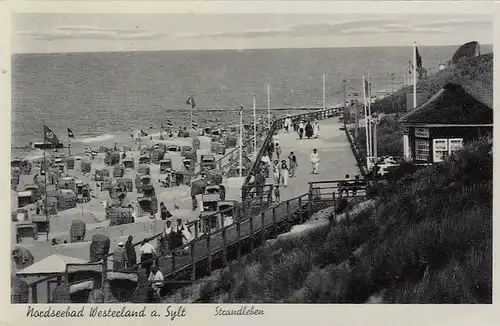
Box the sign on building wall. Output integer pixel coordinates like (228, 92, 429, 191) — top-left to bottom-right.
(415, 139, 430, 161)
(414, 127, 430, 138)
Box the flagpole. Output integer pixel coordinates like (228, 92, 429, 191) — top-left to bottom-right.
(267, 83, 271, 131)
(190, 95, 194, 131)
(43, 124, 49, 242)
(322, 74, 326, 110)
(413, 42, 417, 109)
(367, 70, 373, 168)
(239, 106, 243, 178)
(362, 76, 370, 169)
(253, 95, 257, 155)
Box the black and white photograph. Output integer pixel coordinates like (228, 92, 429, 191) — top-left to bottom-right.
(9, 7, 493, 306)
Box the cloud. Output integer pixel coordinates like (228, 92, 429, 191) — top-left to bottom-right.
(172, 19, 459, 39)
(340, 24, 448, 35)
(174, 19, 396, 39)
(419, 18, 492, 28)
(17, 25, 168, 41)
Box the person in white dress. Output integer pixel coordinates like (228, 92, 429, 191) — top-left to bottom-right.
(313, 119, 320, 138)
(280, 160, 289, 187)
(310, 148, 320, 174)
(272, 160, 281, 184)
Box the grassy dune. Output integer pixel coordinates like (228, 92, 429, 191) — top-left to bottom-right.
(354, 53, 493, 158)
(200, 137, 492, 303)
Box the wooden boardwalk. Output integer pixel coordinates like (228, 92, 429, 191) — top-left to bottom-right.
(130, 115, 363, 301)
(21, 108, 363, 303)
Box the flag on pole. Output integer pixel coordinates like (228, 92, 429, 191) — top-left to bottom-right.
(67, 128, 75, 139)
(409, 47, 423, 74)
(186, 95, 196, 109)
(192, 122, 198, 130)
(174, 204, 179, 210)
(364, 79, 371, 95)
(140, 130, 148, 137)
(44, 126, 59, 145)
(166, 119, 173, 127)
(416, 46, 422, 69)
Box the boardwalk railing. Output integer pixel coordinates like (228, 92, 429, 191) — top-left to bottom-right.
(241, 107, 342, 203)
(21, 178, 367, 303)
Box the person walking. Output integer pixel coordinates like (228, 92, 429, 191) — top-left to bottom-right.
(274, 185, 281, 203)
(163, 220, 174, 258)
(280, 160, 289, 187)
(124, 235, 137, 268)
(305, 121, 314, 139)
(288, 152, 298, 177)
(147, 265, 164, 303)
(272, 160, 281, 185)
(112, 242, 127, 271)
(310, 148, 320, 174)
(275, 143, 282, 159)
(261, 153, 271, 177)
(298, 121, 305, 140)
(140, 238, 156, 275)
(313, 119, 320, 138)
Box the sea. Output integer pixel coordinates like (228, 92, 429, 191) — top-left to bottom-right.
(11, 44, 492, 159)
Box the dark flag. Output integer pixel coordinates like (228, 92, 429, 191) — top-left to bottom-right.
(174, 204, 180, 210)
(166, 119, 173, 127)
(192, 122, 198, 130)
(67, 128, 75, 139)
(140, 130, 148, 137)
(186, 95, 196, 109)
(364, 79, 371, 95)
(416, 46, 422, 68)
(44, 126, 59, 145)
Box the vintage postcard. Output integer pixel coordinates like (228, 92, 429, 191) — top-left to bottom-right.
(2, 0, 498, 325)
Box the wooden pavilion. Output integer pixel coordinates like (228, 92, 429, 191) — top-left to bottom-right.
(400, 83, 492, 164)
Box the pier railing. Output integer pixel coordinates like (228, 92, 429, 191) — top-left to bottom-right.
(241, 107, 341, 203)
(22, 178, 367, 303)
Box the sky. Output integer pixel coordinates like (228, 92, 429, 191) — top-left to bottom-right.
(12, 13, 493, 53)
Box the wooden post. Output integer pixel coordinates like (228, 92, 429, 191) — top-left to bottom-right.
(308, 182, 313, 219)
(171, 252, 176, 273)
(31, 284, 38, 303)
(249, 215, 254, 251)
(272, 206, 277, 237)
(286, 200, 290, 220)
(222, 229, 227, 267)
(236, 220, 241, 261)
(102, 257, 108, 303)
(298, 196, 303, 223)
(207, 233, 212, 273)
(261, 211, 266, 245)
(46, 281, 51, 303)
(194, 221, 198, 239)
(190, 242, 196, 281)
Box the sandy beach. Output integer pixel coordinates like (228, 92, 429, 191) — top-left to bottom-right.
(12, 129, 247, 265)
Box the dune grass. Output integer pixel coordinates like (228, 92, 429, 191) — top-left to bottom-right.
(200, 137, 492, 303)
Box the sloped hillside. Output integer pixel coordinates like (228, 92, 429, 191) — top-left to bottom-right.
(198, 137, 492, 303)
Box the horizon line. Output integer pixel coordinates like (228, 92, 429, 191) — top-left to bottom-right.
(12, 42, 493, 56)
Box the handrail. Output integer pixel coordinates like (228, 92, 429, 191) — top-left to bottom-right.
(190, 131, 266, 179)
(241, 106, 342, 202)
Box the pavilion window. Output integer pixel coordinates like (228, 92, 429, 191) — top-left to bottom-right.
(433, 138, 463, 162)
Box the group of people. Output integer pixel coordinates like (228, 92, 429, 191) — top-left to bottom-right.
(283, 116, 320, 140)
